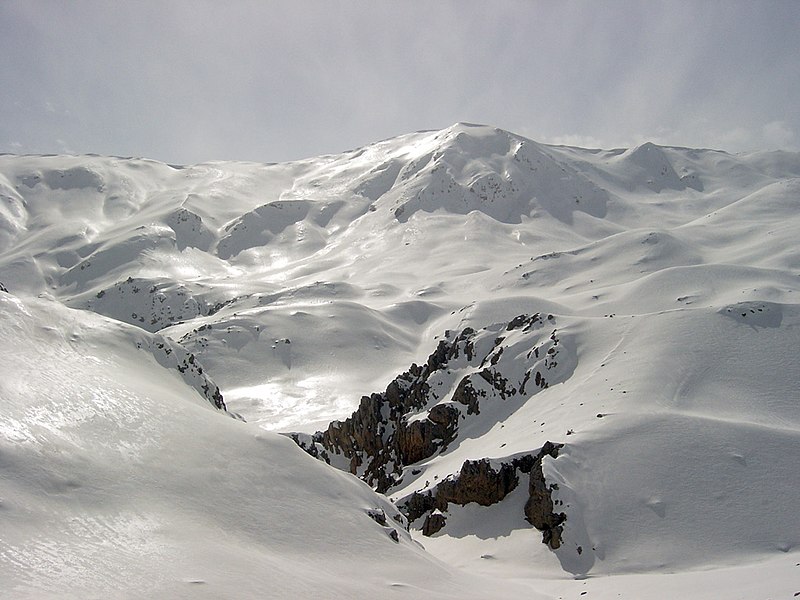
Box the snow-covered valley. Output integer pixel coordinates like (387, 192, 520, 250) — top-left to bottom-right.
(1, 123, 799, 598)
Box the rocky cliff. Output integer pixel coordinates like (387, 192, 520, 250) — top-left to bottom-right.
(292, 312, 573, 546)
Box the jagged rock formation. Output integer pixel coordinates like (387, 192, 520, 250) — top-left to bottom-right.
(293, 312, 570, 490)
(292, 312, 574, 548)
(399, 442, 565, 548)
(293, 326, 474, 492)
(523, 442, 567, 549)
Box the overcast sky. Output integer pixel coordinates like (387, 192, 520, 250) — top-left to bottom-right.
(2, 1, 798, 164)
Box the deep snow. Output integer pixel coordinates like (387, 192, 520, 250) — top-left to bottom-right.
(1, 123, 799, 598)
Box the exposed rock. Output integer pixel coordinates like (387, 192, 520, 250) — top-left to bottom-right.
(524, 441, 566, 549)
(396, 404, 460, 465)
(294, 314, 572, 494)
(398, 489, 437, 526)
(399, 458, 524, 525)
(422, 512, 447, 536)
(436, 458, 520, 508)
(452, 375, 481, 414)
(507, 312, 542, 331)
(366, 507, 388, 526)
(295, 325, 482, 492)
(366, 508, 402, 544)
(291, 313, 574, 550)
(398, 442, 564, 546)
(477, 368, 516, 399)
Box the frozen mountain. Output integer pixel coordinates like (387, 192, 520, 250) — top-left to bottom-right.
(1, 123, 799, 598)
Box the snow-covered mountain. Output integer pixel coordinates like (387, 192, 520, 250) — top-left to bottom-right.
(1, 123, 799, 598)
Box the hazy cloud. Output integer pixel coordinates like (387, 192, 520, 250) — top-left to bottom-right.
(761, 121, 796, 149)
(543, 134, 606, 150)
(1, 0, 798, 163)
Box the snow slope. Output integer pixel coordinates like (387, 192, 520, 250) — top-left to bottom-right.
(1, 123, 799, 598)
(0, 293, 537, 599)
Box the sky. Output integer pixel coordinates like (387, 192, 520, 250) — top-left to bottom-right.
(1, 0, 798, 165)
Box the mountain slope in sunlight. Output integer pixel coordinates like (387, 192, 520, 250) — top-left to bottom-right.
(1, 123, 799, 599)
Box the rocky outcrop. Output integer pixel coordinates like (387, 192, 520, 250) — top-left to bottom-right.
(422, 512, 447, 536)
(293, 327, 476, 492)
(398, 442, 564, 547)
(524, 442, 566, 549)
(291, 312, 575, 549)
(293, 313, 572, 488)
(365, 507, 405, 544)
(399, 458, 523, 524)
(395, 403, 460, 467)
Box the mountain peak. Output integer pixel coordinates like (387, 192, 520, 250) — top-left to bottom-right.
(1, 126, 799, 598)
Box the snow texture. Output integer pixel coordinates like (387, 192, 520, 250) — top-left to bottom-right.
(1, 123, 799, 598)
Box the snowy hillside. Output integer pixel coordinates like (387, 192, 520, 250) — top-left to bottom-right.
(1, 123, 799, 598)
(0, 294, 535, 599)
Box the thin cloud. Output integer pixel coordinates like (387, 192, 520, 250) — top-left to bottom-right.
(1, 0, 797, 163)
(762, 121, 796, 150)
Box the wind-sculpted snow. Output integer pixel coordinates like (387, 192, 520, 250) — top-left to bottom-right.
(82, 276, 209, 332)
(59, 224, 178, 291)
(391, 126, 610, 224)
(166, 207, 214, 251)
(617, 141, 703, 192)
(0, 177, 26, 252)
(1, 125, 800, 598)
(1, 293, 228, 415)
(143, 333, 229, 412)
(217, 200, 313, 259)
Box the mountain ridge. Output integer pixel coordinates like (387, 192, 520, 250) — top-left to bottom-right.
(1, 124, 799, 597)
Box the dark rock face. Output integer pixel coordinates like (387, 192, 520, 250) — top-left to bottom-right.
(366, 507, 388, 526)
(436, 458, 520, 508)
(452, 376, 481, 414)
(295, 326, 479, 493)
(422, 512, 447, 536)
(524, 441, 566, 549)
(398, 442, 564, 546)
(396, 404, 460, 466)
(291, 313, 574, 550)
(201, 382, 226, 411)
